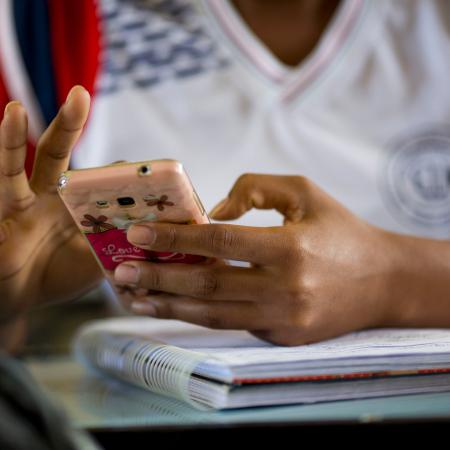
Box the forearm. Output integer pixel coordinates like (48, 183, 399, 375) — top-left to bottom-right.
(382, 231, 450, 328)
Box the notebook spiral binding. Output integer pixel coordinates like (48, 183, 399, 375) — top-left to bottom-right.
(74, 331, 209, 409)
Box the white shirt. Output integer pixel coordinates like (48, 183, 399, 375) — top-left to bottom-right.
(73, 0, 450, 238)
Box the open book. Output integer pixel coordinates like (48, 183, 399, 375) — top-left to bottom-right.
(74, 317, 450, 410)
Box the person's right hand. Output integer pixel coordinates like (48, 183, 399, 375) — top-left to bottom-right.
(0, 86, 103, 325)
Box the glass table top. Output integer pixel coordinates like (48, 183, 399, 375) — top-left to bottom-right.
(27, 356, 450, 430)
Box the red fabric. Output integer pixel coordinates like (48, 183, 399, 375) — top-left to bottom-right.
(0, 68, 8, 115)
(47, 0, 101, 105)
(24, 143, 36, 176)
(0, 1, 101, 176)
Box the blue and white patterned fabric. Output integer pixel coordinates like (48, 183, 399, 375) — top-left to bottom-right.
(98, 0, 229, 93)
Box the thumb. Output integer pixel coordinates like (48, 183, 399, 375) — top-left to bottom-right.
(209, 174, 311, 223)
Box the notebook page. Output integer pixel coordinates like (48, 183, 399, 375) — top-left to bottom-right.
(197, 329, 450, 366)
(84, 317, 450, 366)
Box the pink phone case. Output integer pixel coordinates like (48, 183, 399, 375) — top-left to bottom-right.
(57, 159, 209, 303)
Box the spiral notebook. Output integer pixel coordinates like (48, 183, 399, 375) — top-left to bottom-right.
(74, 317, 450, 410)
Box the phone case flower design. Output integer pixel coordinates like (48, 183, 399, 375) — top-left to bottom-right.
(145, 194, 174, 211)
(80, 214, 116, 233)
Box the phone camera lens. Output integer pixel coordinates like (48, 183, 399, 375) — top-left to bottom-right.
(117, 197, 136, 207)
(138, 165, 151, 176)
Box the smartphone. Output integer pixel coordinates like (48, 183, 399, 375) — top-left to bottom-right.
(57, 159, 209, 302)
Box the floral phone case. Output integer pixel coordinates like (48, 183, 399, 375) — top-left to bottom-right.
(57, 159, 209, 303)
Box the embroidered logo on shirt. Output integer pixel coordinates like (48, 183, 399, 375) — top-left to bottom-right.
(380, 126, 450, 238)
(97, 0, 229, 93)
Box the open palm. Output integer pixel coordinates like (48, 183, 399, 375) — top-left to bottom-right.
(0, 87, 102, 323)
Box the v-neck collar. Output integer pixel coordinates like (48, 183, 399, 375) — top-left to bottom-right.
(200, 0, 369, 102)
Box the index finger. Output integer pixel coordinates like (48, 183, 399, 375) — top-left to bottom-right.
(0, 102, 35, 212)
(127, 222, 288, 264)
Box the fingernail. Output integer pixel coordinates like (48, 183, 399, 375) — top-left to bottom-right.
(209, 198, 228, 218)
(115, 264, 139, 284)
(128, 224, 155, 246)
(131, 301, 157, 316)
(65, 85, 87, 105)
(4, 101, 21, 116)
(65, 87, 77, 105)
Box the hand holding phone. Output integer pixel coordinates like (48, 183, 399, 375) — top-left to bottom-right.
(57, 159, 209, 303)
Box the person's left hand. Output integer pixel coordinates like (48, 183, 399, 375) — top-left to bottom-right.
(113, 174, 402, 346)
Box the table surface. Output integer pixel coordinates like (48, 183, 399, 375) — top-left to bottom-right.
(26, 356, 450, 431)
